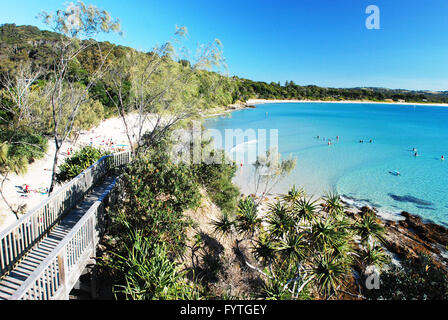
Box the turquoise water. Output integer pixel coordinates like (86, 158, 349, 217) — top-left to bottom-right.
(203, 102, 448, 226)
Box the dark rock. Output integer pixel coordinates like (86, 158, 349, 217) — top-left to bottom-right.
(399, 212, 448, 246)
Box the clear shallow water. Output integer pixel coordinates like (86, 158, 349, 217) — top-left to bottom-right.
(203, 102, 448, 226)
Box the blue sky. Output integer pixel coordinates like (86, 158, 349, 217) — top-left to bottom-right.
(1, 0, 448, 91)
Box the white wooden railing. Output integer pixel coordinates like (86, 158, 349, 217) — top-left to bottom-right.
(0, 151, 131, 278)
(10, 178, 121, 300)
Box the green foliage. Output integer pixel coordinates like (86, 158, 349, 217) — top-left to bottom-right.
(214, 188, 360, 299)
(192, 147, 240, 214)
(108, 224, 204, 300)
(266, 201, 296, 239)
(365, 253, 448, 300)
(0, 130, 47, 175)
(211, 212, 234, 237)
(111, 141, 201, 256)
(102, 141, 207, 299)
(253, 147, 296, 198)
(235, 197, 261, 236)
(310, 250, 349, 298)
(2, 23, 448, 106)
(293, 197, 319, 225)
(232, 77, 448, 104)
(359, 244, 391, 271)
(56, 146, 108, 184)
(353, 211, 386, 246)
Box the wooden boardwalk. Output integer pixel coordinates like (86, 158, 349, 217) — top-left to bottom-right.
(0, 151, 131, 300)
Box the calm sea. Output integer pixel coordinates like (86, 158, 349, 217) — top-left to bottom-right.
(203, 102, 448, 225)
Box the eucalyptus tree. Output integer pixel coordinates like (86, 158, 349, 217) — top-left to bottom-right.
(105, 26, 228, 156)
(252, 147, 296, 203)
(0, 65, 45, 218)
(38, 1, 121, 194)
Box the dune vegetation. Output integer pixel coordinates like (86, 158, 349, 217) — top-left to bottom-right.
(1, 1, 447, 300)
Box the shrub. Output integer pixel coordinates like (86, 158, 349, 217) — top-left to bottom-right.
(364, 253, 448, 300)
(109, 225, 205, 300)
(0, 130, 47, 164)
(112, 142, 201, 256)
(192, 148, 240, 214)
(56, 146, 108, 184)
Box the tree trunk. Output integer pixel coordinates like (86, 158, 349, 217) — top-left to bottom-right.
(48, 138, 61, 195)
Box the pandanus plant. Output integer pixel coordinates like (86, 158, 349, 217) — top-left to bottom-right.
(359, 244, 391, 272)
(354, 211, 386, 247)
(252, 232, 277, 265)
(277, 232, 308, 265)
(235, 196, 262, 237)
(293, 196, 319, 226)
(280, 185, 306, 206)
(309, 248, 349, 299)
(322, 191, 345, 218)
(266, 201, 296, 239)
(211, 212, 235, 239)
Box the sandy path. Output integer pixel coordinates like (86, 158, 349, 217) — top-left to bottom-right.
(0, 113, 154, 232)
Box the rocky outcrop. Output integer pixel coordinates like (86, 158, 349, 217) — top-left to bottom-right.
(399, 211, 448, 246)
(377, 211, 448, 270)
(226, 103, 256, 110)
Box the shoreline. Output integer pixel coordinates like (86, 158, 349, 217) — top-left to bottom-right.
(202, 97, 448, 120)
(205, 98, 448, 228)
(246, 98, 448, 107)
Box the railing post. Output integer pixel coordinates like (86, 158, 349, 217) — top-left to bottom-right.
(57, 251, 69, 300)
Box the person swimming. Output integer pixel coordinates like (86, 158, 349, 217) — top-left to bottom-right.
(442, 155, 445, 161)
(414, 152, 418, 157)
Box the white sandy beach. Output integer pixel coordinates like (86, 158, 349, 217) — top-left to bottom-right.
(246, 98, 448, 107)
(0, 113, 154, 233)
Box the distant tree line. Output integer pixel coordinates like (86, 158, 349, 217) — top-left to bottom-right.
(232, 78, 448, 104)
(1, 23, 448, 110)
